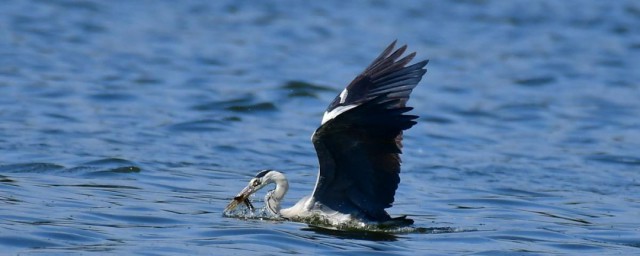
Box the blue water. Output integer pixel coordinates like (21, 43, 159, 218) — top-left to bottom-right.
(1, 0, 639, 254)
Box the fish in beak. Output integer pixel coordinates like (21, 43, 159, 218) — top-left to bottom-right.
(225, 184, 256, 212)
(225, 171, 271, 212)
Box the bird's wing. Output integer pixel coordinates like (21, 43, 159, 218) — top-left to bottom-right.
(310, 41, 428, 221)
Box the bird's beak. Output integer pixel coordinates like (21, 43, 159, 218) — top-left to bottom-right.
(224, 185, 255, 212)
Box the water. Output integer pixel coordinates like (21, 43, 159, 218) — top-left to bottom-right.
(1, 0, 639, 254)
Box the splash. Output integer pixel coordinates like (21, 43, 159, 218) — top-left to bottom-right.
(222, 202, 281, 221)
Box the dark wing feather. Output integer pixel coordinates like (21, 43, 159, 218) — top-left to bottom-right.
(311, 41, 428, 221)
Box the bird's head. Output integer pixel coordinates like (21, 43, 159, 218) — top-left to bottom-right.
(224, 170, 277, 212)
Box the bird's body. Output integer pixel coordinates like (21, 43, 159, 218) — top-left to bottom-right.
(248, 170, 381, 226)
(225, 41, 428, 227)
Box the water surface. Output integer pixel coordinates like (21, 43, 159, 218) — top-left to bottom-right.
(1, 0, 639, 255)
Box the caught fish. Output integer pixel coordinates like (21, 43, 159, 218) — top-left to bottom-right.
(225, 180, 260, 212)
(225, 195, 254, 212)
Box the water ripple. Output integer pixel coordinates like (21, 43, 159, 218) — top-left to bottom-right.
(192, 95, 278, 113)
(1, 0, 639, 255)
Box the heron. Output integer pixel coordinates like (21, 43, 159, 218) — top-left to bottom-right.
(225, 41, 428, 227)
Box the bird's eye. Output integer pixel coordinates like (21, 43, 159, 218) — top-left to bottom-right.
(252, 180, 261, 186)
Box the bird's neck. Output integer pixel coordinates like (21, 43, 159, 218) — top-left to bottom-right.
(266, 171, 288, 215)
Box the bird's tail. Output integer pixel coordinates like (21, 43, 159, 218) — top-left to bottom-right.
(377, 215, 414, 228)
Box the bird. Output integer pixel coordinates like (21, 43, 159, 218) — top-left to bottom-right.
(225, 41, 428, 227)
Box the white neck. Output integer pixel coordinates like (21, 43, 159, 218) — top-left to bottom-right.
(264, 171, 288, 215)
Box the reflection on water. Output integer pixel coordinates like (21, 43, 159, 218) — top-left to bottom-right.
(301, 226, 463, 241)
(1, 0, 640, 255)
